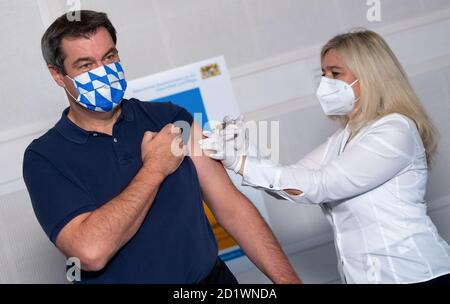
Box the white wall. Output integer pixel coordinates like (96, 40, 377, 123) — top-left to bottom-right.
(0, 0, 449, 283)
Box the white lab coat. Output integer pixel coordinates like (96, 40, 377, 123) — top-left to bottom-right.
(242, 113, 450, 283)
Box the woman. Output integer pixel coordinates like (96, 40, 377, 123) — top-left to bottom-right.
(200, 30, 450, 284)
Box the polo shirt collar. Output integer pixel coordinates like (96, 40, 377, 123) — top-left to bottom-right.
(120, 99, 135, 122)
(55, 99, 134, 144)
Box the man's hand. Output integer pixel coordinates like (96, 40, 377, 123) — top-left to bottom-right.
(141, 123, 187, 178)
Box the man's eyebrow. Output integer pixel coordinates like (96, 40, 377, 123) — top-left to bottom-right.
(101, 47, 118, 60)
(72, 56, 95, 68)
(71, 47, 118, 68)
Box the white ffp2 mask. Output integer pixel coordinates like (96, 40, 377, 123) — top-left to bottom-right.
(316, 77, 359, 115)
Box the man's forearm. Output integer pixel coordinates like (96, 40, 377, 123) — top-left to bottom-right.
(64, 166, 164, 269)
(114, 167, 166, 248)
(218, 192, 301, 284)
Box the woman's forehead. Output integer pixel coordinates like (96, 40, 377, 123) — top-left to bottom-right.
(322, 49, 347, 69)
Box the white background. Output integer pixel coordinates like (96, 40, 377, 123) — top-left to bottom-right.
(0, 0, 449, 283)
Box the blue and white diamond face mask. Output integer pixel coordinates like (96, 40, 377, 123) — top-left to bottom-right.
(65, 62, 127, 112)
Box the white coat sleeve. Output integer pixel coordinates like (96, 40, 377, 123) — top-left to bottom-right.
(242, 117, 416, 205)
(241, 140, 330, 202)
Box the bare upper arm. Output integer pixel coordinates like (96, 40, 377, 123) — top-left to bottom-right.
(187, 122, 243, 219)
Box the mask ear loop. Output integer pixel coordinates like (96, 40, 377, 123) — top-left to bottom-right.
(349, 79, 360, 103)
(349, 79, 359, 87)
(63, 75, 79, 102)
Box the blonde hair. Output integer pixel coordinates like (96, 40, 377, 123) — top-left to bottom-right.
(321, 29, 438, 167)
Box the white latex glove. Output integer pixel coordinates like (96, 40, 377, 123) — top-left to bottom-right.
(200, 115, 247, 173)
(218, 115, 258, 157)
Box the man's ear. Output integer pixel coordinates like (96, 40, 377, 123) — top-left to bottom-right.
(48, 65, 66, 88)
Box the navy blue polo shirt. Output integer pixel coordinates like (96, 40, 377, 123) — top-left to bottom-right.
(23, 98, 218, 283)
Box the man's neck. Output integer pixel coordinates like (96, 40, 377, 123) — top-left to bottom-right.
(67, 101, 122, 136)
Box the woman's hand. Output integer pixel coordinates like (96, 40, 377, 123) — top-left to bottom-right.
(199, 115, 247, 173)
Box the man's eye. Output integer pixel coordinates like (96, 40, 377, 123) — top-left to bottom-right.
(106, 54, 117, 61)
(80, 63, 91, 69)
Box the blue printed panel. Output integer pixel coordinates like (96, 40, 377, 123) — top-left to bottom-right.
(151, 88, 210, 128)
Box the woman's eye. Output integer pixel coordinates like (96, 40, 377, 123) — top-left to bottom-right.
(332, 72, 340, 77)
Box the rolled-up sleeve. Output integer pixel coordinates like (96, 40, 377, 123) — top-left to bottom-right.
(242, 117, 416, 205)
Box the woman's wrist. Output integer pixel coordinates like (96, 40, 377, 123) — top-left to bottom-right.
(238, 155, 247, 176)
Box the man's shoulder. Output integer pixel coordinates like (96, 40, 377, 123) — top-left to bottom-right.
(127, 98, 184, 115)
(126, 98, 192, 126)
(24, 128, 62, 161)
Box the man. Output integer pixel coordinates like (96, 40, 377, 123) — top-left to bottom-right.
(23, 10, 301, 284)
